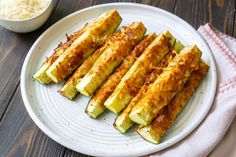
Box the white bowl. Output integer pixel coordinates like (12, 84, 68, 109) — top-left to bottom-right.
(0, 0, 52, 33)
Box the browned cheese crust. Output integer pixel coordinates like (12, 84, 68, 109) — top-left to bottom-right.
(88, 34, 157, 109)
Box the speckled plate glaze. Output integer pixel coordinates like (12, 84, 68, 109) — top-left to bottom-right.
(21, 3, 217, 157)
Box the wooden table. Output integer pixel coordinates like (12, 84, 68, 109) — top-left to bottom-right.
(0, 0, 235, 156)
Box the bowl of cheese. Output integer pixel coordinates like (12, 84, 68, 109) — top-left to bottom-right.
(0, 0, 52, 33)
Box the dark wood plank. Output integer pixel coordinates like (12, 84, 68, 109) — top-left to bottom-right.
(0, 0, 60, 120)
(174, 0, 235, 35)
(0, 87, 66, 157)
(209, 0, 235, 35)
(148, 0, 177, 13)
(116, 0, 177, 12)
(63, 150, 91, 157)
(234, 18, 236, 37)
(48, 0, 93, 23)
(93, 0, 117, 4)
(174, 0, 210, 29)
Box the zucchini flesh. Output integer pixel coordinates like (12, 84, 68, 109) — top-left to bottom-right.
(136, 61, 208, 143)
(76, 22, 147, 96)
(46, 10, 122, 83)
(129, 45, 202, 126)
(33, 24, 88, 84)
(104, 31, 176, 114)
(86, 33, 157, 118)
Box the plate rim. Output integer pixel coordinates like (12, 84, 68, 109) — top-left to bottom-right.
(21, 2, 217, 156)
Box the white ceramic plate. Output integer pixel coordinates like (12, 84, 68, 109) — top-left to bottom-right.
(21, 3, 217, 157)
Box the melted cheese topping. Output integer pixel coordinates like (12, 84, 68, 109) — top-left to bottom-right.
(0, 0, 50, 20)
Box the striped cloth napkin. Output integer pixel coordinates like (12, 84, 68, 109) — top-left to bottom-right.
(151, 23, 236, 157)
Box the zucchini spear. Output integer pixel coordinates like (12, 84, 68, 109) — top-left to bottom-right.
(76, 22, 147, 96)
(114, 41, 184, 133)
(136, 61, 208, 144)
(58, 45, 107, 99)
(104, 31, 176, 114)
(129, 45, 202, 126)
(46, 10, 122, 83)
(85, 33, 157, 118)
(33, 24, 88, 84)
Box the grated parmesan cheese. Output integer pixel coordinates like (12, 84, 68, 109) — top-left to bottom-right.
(0, 0, 50, 20)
